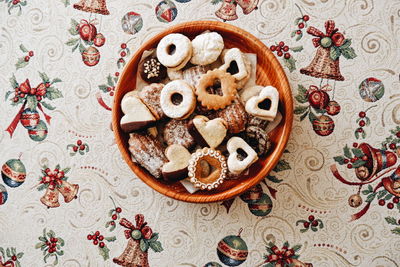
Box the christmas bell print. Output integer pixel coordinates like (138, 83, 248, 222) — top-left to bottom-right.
(215, 0, 238, 21)
(382, 165, 400, 197)
(40, 188, 61, 208)
(73, 0, 110, 15)
(235, 0, 258, 14)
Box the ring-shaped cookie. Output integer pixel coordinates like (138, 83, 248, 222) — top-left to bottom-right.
(196, 69, 237, 110)
(157, 33, 192, 68)
(160, 80, 196, 119)
(188, 147, 227, 190)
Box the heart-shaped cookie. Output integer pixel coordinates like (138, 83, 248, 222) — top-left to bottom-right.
(162, 144, 191, 181)
(227, 137, 258, 174)
(245, 86, 279, 121)
(188, 115, 228, 148)
(120, 93, 156, 133)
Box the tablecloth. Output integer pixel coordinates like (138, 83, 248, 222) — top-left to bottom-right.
(1, 0, 400, 266)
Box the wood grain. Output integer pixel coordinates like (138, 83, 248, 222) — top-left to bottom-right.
(112, 21, 293, 203)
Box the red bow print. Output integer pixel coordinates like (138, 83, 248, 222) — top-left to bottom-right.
(265, 246, 296, 265)
(119, 214, 153, 240)
(0, 256, 15, 267)
(307, 20, 345, 48)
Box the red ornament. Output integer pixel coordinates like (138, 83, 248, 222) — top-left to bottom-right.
(331, 32, 345, 47)
(20, 108, 40, 129)
(19, 79, 30, 93)
(79, 22, 97, 42)
(93, 33, 106, 47)
(308, 90, 330, 110)
(82, 46, 100, 67)
(312, 115, 335, 136)
(325, 100, 341, 116)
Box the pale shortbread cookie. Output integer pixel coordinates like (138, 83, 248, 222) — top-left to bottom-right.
(157, 33, 192, 68)
(190, 32, 224, 65)
(226, 136, 258, 175)
(245, 86, 279, 121)
(160, 80, 196, 119)
(189, 115, 227, 148)
(219, 48, 251, 89)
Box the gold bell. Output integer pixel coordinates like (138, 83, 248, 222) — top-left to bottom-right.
(300, 46, 344, 81)
(113, 239, 149, 267)
(215, 0, 238, 22)
(73, 0, 110, 15)
(236, 0, 258, 15)
(58, 180, 79, 203)
(40, 188, 61, 208)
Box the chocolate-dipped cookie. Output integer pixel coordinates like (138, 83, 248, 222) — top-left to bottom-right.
(139, 56, 167, 83)
(162, 144, 191, 181)
(120, 93, 156, 133)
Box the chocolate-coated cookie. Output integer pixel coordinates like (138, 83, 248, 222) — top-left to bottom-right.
(139, 56, 167, 83)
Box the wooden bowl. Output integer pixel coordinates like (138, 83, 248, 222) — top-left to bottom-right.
(112, 21, 293, 203)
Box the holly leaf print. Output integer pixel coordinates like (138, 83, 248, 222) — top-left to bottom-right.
(333, 156, 345, 165)
(140, 239, 149, 252)
(385, 217, 399, 225)
(273, 159, 291, 172)
(300, 110, 309, 121)
(61, 0, 70, 7)
(290, 46, 303, 52)
(99, 246, 110, 261)
(391, 228, 400, 235)
(341, 47, 357, 59)
(45, 87, 63, 100)
(19, 44, 28, 52)
(341, 39, 352, 49)
(211, 0, 223, 4)
(39, 72, 50, 83)
(352, 159, 366, 168)
(105, 236, 116, 242)
(221, 198, 235, 213)
(27, 95, 38, 110)
(330, 46, 341, 60)
(149, 240, 163, 252)
(343, 145, 352, 159)
(40, 101, 56, 110)
(266, 175, 283, 183)
(15, 57, 29, 70)
(351, 148, 364, 157)
(294, 105, 308, 115)
(283, 57, 296, 72)
(10, 74, 18, 88)
(66, 38, 80, 47)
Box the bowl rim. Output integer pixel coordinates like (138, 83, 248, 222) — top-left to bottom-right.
(112, 20, 293, 203)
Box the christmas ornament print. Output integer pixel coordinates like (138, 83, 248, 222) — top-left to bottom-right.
(82, 46, 100, 66)
(204, 262, 222, 267)
(155, 0, 178, 23)
(0, 247, 24, 267)
(359, 77, 384, 102)
(35, 229, 65, 265)
(176, 0, 191, 2)
(248, 193, 273, 216)
(93, 33, 106, 47)
(0, 185, 8, 205)
(1, 158, 26, 188)
(28, 120, 48, 142)
(239, 183, 263, 203)
(325, 100, 341, 116)
(20, 108, 40, 129)
(216, 229, 248, 266)
(312, 115, 335, 136)
(121, 12, 143, 35)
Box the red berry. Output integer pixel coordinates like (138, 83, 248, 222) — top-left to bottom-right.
(347, 164, 353, 169)
(48, 248, 54, 253)
(270, 45, 276, 51)
(350, 158, 357, 163)
(357, 128, 363, 133)
(110, 92, 114, 96)
(396, 132, 400, 138)
(283, 46, 289, 52)
(98, 235, 104, 241)
(296, 30, 302, 34)
(45, 168, 50, 173)
(116, 207, 122, 213)
(95, 231, 100, 236)
(93, 240, 98, 245)
(107, 87, 111, 92)
(353, 143, 358, 148)
(359, 120, 365, 127)
(284, 53, 290, 59)
(311, 220, 319, 227)
(45, 82, 50, 88)
(303, 222, 310, 228)
(87, 234, 93, 240)
(121, 43, 127, 49)
(77, 140, 82, 146)
(308, 215, 315, 221)
(79, 144, 85, 150)
(36, 96, 42, 101)
(362, 156, 368, 161)
(54, 168, 59, 173)
(389, 143, 396, 150)
(115, 72, 120, 77)
(112, 214, 118, 220)
(378, 199, 385, 206)
(359, 111, 366, 118)
(279, 41, 284, 47)
(120, 51, 127, 57)
(298, 22, 305, 29)
(393, 197, 399, 204)
(29, 51, 34, 57)
(111, 221, 115, 226)
(303, 15, 310, 21)
(99, 242, 105, 248)
(13, 97, 18, 102)
(12, 0, 19, 4)
(277, 51, 283, 57)
(73, 146, 78, 152)
(19, 93, 25, 98)
(24, 56, 30, 62)
(11, 256, 17, 261)
(388, 203, 394, 209)
(344, 159, 349, 163)
(50, 237, 55, 242)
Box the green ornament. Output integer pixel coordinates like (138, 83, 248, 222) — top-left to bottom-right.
(1, 158, 26, 187)
(248, 193, 273, 217)
(28, 120, 48, 142)
(131, 229, 142, 240)
(320, 37, 332, 48)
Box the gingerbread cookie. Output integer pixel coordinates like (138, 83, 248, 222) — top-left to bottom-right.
(129, 133, 167, 178)
(164, 119, 195, 149)
(160, 80, 196, 119)
(157, 33, 192, 69)
(242, 126, 271, 156)
(188, 147, 227, 190)
(196, 69, 237, 110)
(188, 115, 228, 148)
(120, 93, 156, 133)
(226, 137, 258, 175)
(245, 86, 279, 121)
(162, 144, 191, 181)
(138, 56, 167, 83)
(190, 32, 224, 66)
(138, 83, 165, 120)
(215, 98, 248, 133)
(219, 48, 251, 89)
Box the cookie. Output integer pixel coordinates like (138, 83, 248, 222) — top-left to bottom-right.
(138, 83, 165, 120)
(242, 126, 271, 156)
(240, 85, 263, 103)
(160, 80, 196, 119)
(167, 68, 183, 80)
(183, 65, 210, 88)
(164, 119, 195, 149)
(215, 98, 248, 133)
(219, 48, 251, 89)
(196, 69, 237, 110)
(248, 115, 269, 129)
(188, 147, 227, 190)
(190, 32, 224, 66)
(120, 93, 156, 133)
(226, 137, 258, 175)
(129, 132, 167, 178)
(157, 33, 192, 69)
(162, 144, 191, 181)
(138, 56, 167, 83)
(188, 115, 228, 148)
(245, 86, 279, 121)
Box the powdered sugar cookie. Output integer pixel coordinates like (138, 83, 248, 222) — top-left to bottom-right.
(157, 33, 192, 69)
(219, 48, 251, 88)
(190, 32, 224, 66)
(138, 83, 165, 120)
(164, 119, 195, 149)
(160, 80, 196, 119)
(226, 136, 258, 175)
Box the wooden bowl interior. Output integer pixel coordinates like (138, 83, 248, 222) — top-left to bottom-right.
(112, 21, 293, 203)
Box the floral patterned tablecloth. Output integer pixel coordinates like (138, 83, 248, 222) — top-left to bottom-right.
(1, 0, 400, 266)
